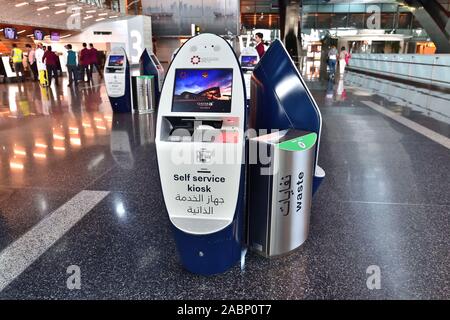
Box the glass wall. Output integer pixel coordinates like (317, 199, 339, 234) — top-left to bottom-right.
(140, 0, 239, 36)
(300, 2, 413, 31)
(77, 0, 122, 12)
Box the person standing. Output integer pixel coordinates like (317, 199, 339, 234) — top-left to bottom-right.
(11, 44, 25, 82)
(27, 44, 38, 81)
(255, 32, 265, 58)
(42, 46, 59, 86)
(327, 45, 338, 78)
(65, 44, 78, 87)
(79, 43, 91, 82)
(339, 46, 350, 75)
(89, 43, 103, 79)
(35, 43, 47, 86)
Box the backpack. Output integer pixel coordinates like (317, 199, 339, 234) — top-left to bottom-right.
(345, 52, 351, 65)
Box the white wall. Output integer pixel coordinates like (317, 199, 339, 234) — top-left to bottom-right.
(49, 15, 153, 64)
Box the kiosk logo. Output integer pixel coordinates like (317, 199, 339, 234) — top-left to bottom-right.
(191, 56, 201, 65)
(190, 56, 220, 65)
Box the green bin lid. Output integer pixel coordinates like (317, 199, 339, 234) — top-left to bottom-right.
(277, 132, 317, 151)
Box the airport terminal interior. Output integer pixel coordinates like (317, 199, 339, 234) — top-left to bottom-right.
(0, 0, 449, 300)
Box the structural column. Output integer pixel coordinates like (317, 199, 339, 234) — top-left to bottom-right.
(278, 0, 302, 67)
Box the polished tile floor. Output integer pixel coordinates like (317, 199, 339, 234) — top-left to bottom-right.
(0, 74, 449, 299)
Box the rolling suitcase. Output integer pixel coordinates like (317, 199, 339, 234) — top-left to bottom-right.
(39, 70, 49, 87)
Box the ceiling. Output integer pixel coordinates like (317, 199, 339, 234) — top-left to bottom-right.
(0, 0, 125, 31)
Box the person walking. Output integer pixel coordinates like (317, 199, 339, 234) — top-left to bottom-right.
(79, 43, 91, 82)
(65, 44, 78, 87)
(26, 44, 38, 81)
(327, 45, 338, 79)
(339, 46, 350, 75)
(42, 46, 59, 86)
(254, 32, 265, 58)
(11, 44, 25, 82)
(35, 43, 47, 86)
(89, 43, 103, 79)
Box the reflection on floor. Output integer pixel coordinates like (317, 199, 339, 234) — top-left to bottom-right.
(0, 74, 449, 299)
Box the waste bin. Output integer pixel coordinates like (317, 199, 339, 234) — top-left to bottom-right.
(247, 129, 317, 257)
(133, 75, 156, 114)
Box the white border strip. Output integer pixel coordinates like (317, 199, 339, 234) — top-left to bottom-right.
(362, 100, 450, 150)
(0, 190, 109, 292)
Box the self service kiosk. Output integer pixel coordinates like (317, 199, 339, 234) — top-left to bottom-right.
(105, 47, 132, 113)
(156, 33, 246, 275)
(239, 47, 259, 100)
(139, 48, 165, 104)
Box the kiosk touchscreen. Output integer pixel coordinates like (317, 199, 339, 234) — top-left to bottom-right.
(105, 48, 132, 113)
(239, 47, 259, 71)
(139, 48, 165, 104)
(156, 33, 246, 275)
(241, 55, 258, 69)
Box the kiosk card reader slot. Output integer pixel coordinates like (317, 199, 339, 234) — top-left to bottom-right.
(161, 116, 239, 143)
(156, 33, 246, 275)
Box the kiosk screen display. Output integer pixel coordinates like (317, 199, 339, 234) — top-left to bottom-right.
(172, 69, 233, 113)
(108, 55, 125, 67)
(241, 55, 258, 68)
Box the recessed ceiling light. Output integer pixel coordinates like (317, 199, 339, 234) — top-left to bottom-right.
(55, 10, 65, 14)
(37, 6, 49, 11)
(15, 2, 29, 7)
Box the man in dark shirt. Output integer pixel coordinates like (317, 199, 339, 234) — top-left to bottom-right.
(255, 32, 265, 58)
(42, 46, 59, 86)
(89, 43, 103, 79)
(79, 43, 91, 82)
